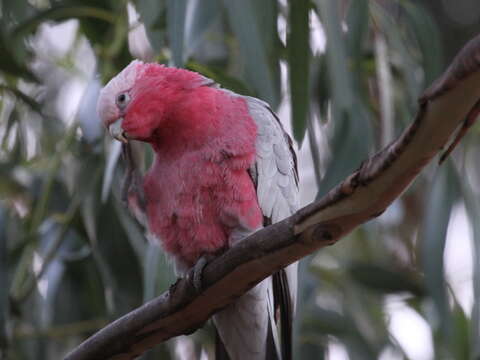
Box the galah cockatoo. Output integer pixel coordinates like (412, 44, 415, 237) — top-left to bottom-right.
(97, 60, 299, 360)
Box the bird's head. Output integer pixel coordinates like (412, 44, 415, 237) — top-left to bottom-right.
(97, 60, 206, 144)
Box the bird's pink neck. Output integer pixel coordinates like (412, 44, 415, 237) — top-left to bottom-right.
(146, 86, 223, 155)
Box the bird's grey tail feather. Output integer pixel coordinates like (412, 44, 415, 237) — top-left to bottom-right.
(215, 328, 231, 360)
(214, 317, 280, 360)
(266, 323, 280, 360)
(272, 270, 293, 360)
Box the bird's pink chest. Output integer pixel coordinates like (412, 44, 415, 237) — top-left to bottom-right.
(143, 149, 262, 269)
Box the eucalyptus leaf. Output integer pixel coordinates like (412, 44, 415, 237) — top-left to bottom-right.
(348, 262, 425, 297)
(183, 0, 220, 59)
(400, 1, 443, 87)
(314, 0, 373, 197)
(186, 61, 254, 96)
(458, 171, 480, 359)
(0, 205, 8, 353)
(223, 0, 279, 107)
(12, 5, 116, 38)
(166, 0, 187, 67)
(345, 0, 369, 61)
(450, 303, 470, 360)
(315, 0, 353, 109)
(101, 140, 122, 204)
(143, 242, 175, 302)
(136, 0, 166, 52)
(77, 78, 103, 144)
(421, 166, 458, 339)
(288, 0, 310, 143)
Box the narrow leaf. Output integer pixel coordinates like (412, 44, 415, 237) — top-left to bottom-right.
(314, 1, 373, 197)
(345, 0, 369, 60)
(315, 0, 353, 109)
(421, 166, 457, 338)
(348, 262, 425, 296)
(166, 0, 187, 66)
(101, 140, 122, 203)
(288, 0, 310, 143)
(459, 172, 480, 359)
(0, 206, 8, 351)
(12, 5, 116, 38)
(223, 0, 279, 107)
(136, 0, 166, 52)
(183, 0, 220, 58)
(400, 1, 444, 86)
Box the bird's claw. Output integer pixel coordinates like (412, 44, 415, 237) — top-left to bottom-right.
(190, 255, 214, 293)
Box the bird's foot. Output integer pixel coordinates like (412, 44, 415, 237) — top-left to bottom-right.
(190, 254, 215, 293)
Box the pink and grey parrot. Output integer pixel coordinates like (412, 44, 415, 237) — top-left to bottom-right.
(97, 60, 299, 360)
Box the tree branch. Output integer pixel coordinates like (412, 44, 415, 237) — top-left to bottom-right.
(66, 33, 480, 360)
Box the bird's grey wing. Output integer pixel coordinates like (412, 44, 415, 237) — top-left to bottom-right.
(244, 97, 299, 223)
(245, 95, 299, 360)
(212, 92, 299, 360)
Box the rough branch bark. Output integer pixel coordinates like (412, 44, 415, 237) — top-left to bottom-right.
(66, 34, 480, 360)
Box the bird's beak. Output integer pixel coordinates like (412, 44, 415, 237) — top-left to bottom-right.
(108, 118, 128, 143)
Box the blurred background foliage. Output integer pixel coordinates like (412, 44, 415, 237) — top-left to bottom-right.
(1, 0, 480, 359)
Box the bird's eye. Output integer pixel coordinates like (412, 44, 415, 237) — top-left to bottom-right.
(116, 92, 130, 109)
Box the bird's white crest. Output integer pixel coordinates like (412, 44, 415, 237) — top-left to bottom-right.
(97, 60, 144, 124)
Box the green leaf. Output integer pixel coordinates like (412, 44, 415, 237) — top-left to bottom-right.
(315, 1, 373, 198)
(316, 101, 372, 199)
(294, 257, 326, 358)
(311, 54, 329, 122)
(143, 242, 161, 301)
(186, 61, 254, 96)
(348, 262, 425, 296)
(302, 307, 347, 335)
(113, 198, 146, 261)
(183, 0, 221, 59)
(77, 78, 103, 143)
(450, 302, 470, 360)
(315, 0, 353, 110)
(400, 1, 444, 87)
(223, 0, 280, 107)
(136, 0, 166, 52)
(0, 205, 8, 351)
(94, 200, 143, 317)
(101, 141, 122, 203)
(1, 0, 35, 30)
(167, 0, 187, 66)
(345, 0, 369, 89)
(143, 242, 175, 301)
(12, 5, 116, 38)
(250, 0, 281, 105)
(370, 2, 423, 108)
(0, 35, 37, 81)
(345, 0, 369, 60)
(420, 166, 457, 338)
(287, 0, 310, 143)
(0, 85, 42, 114)
(458, 171, 480, 359)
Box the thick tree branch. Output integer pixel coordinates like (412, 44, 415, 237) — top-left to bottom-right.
(66, 34, 480, 360)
